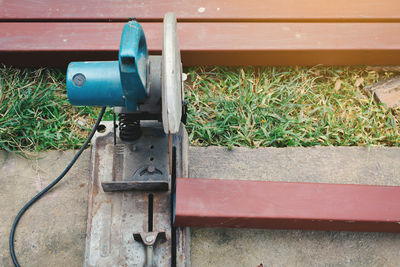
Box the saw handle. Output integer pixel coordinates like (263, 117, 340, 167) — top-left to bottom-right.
(119, 20, 149, 111)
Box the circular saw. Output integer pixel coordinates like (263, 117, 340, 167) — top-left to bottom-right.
(66, 13, 185, 172)
(67, 12, 185, 136)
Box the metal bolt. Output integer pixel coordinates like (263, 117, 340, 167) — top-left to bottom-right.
(147, 166, 155, 173)
(72, 73, 86, 87)
(182, 73, 188, 82)
(145, 235, 154, 243)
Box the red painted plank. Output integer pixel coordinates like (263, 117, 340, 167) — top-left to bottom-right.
(1, 22, 400, 66)
(174, 178, 400, 232)
(0, 0, 399, 22)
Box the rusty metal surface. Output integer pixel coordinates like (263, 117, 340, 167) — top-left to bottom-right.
(85, 121, 189, 266)
(86, 122, 170, 266)
(101, 122, 169, 192)
(175, 177, 400, 232)
(173, 124, 190, 267)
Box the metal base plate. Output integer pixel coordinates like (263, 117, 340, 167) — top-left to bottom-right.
(84, 121, 189, 266)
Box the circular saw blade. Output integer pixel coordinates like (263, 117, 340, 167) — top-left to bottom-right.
(162, 12, 183, 134)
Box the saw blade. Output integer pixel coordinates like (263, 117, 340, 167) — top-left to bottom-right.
(162, 12, 182, 135)
(162, 12, 183, 174)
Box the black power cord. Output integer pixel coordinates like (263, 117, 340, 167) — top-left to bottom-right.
(9, 107, 107, 267)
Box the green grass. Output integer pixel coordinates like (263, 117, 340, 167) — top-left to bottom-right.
(0, 67, 112, 153)
(0, 65, 399, 153)
(185, 66, 399, 148)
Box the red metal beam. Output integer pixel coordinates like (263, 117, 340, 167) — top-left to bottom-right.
(174, 178, 400, 232)
(1, 22, 400, 66)
(0, 0, 399, 22)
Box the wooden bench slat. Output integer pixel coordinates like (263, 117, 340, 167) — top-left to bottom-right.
(1, 22, 400, 66)
(1, 0, 399, 22)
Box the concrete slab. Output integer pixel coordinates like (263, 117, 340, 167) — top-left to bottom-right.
(0, 150, 90, 267)
(188, 147, 400, 267)
(1, 146, 400, 266)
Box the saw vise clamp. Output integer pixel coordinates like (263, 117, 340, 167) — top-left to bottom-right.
(66, 13, 189, 266)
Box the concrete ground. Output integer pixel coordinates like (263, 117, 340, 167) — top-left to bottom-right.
(1, 146, 400, 266)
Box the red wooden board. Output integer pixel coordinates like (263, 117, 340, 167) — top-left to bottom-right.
(175, 178, 400, 232)
(1, 22, 400, 66)
(0, 0, 399, 22)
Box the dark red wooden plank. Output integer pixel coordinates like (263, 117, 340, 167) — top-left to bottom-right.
(0, 0, 399, 22)
(174, 178, 400, 232)
(1, 22, 400, 66)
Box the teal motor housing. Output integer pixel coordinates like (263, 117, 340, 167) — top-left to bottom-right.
(67, 20, 148, 111)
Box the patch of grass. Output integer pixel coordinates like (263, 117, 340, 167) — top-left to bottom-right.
(0, 65, 399, 153)
(0, 67, 111, 153)
(185, 66, 400, 148)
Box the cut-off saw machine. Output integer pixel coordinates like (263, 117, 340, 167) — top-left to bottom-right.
(67, 13, 189, 266)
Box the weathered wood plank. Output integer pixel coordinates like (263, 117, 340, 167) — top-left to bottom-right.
(1, 22, 400, 66)
(0, 0, 399, 22)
